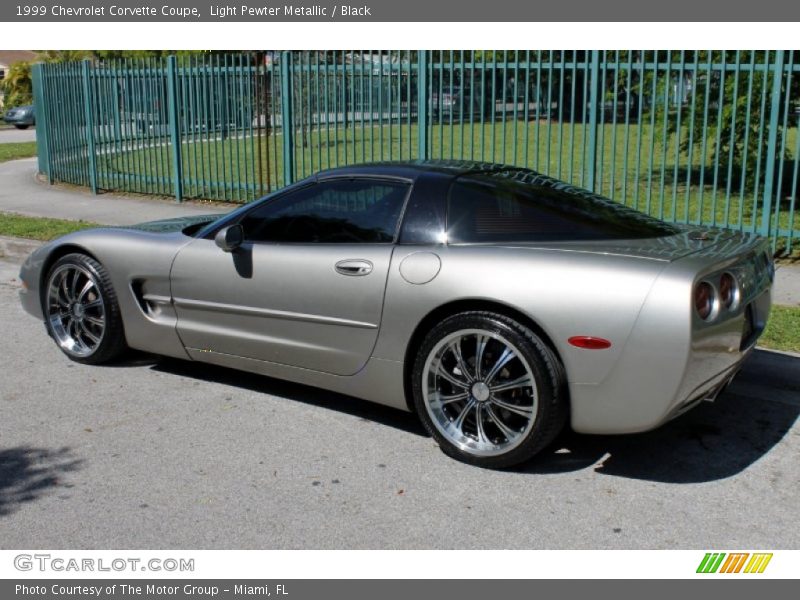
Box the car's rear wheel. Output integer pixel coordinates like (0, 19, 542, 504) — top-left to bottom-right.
(14, 124, 29, 129)
(412, 311, 567, 468)
(43, 253, 127, 364)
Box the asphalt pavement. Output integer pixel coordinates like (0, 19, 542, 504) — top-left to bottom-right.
(0, 256, 798, 549)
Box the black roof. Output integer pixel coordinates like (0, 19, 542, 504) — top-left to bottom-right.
(314, 159, 529, 181)
(313, 159, 596, 194)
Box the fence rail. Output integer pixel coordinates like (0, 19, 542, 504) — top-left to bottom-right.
(32, 50, 800, 252)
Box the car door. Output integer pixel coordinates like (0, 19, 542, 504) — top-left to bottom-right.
(170, 177, 411, 376)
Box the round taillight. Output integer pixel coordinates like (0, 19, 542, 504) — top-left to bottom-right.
(719, 272, 738, 309)
(694, 281, 715, 320)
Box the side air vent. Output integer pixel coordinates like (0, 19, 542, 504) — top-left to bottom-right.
(130, 279, 171, 319)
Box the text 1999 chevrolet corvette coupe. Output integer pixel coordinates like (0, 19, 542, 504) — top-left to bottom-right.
(19, 161, 773, 467)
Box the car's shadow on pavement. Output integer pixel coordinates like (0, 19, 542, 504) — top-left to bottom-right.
(149, 357, 427, 437)
(0, 446, 82, 517)
(140, 349, 798, 484)
(521, 349, 800, 483)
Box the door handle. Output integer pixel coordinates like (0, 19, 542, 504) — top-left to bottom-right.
(335, 259, 373, 276)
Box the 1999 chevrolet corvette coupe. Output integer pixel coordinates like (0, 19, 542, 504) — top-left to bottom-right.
(19, 161, 773, 467)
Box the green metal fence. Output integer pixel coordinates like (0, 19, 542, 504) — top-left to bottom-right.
(32, 50, 800, 251)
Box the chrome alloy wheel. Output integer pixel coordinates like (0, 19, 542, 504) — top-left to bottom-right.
(46, 264, 106, 357)
(421, 328, 539, 457)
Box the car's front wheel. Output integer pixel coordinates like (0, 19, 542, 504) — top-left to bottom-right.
(43, 253, 127, 364)
(412, 311, 567, 468)
(14, 124, 29, 129)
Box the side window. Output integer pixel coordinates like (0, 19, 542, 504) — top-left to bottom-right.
(240, 179, 410, 244)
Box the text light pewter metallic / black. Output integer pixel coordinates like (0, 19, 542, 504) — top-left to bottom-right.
(208, 4, 373, 18)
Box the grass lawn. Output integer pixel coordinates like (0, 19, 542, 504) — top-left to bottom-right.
(0, 141, 37, 163)
(96, 122, 799, 240)
(760, 305, 800, 354)
(0, 212, 99, 241)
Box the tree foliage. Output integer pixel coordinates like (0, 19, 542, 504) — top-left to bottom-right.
(669, 51, 793, 191)
(1, 61, 33, 109)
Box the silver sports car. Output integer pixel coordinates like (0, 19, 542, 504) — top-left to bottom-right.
(19, 161, 774, 468)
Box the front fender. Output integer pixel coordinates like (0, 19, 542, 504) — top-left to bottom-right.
(18, 228, 193, 360)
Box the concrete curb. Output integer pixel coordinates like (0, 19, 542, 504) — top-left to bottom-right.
(0, 235, 42, 261)
(755, 346, 800, 359)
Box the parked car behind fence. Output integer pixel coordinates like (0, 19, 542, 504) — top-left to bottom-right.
(3, 104, 35, 129)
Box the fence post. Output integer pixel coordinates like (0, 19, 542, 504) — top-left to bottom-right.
(760, 50, 785, 239)
(586, 50, 601, 192)
(81, 60, 98, 194)
(417, 50, 429, 160)
(280, 51, 295, 186)
(31, 63, 51, 183)
(166, 55, 184, 202)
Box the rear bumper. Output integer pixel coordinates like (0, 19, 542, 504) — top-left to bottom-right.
(569, 248, 772, 435)
(669, 284, 771, 414)
(663, 354, 745, 422)
(569, 347, 754, 435)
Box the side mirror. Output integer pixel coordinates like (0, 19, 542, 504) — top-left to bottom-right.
(215, 224, 244, 253)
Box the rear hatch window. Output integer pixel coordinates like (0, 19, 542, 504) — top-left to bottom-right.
(447, 174, 680, 243)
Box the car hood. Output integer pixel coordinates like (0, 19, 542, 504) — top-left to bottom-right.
(123, 214, 221, 234)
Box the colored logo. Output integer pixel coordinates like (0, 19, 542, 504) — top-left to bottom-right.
(697, 552, 773, 574)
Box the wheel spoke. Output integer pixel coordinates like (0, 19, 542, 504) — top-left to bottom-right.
(447, 339, 473, 383)
(79, 322, 101, 345)
(452, 398, 476, 431)
(474, 334, 488, 380)
(69, 269, 80, 300)
(490, 396, 534, 418)
(436, 361, 470, 389)
(434, 391, 469, 406)
(67, 319, 79, 343)
(83, 298, 103, 311)
(486, 405, 519, 442)
(490, 374, 533, 394)
(84, 315, 104, 328)
(60, 273, 72, 302)
(484, 346, 516, 384)
(50, 298, 66, 311)
(77, 279, 95, 303)
(475, 404, 488, 444)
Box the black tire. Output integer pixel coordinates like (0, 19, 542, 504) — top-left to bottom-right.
(411, 311, 568, 469)
(42, 253, 128, 365)
(14, 124, 29, 130)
